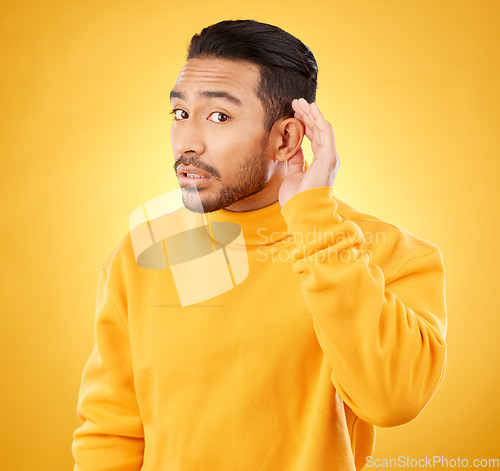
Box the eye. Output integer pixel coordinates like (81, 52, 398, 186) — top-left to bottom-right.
(170, 109, 188, 120)
(209, 112, 229, 123)
(169, 109, 229, 123)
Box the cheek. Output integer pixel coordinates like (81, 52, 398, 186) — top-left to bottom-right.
(169, 127, 175, 148)
(209, 135, 244, 176)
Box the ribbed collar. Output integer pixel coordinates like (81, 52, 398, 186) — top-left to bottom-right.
(204, 198, 289, 248)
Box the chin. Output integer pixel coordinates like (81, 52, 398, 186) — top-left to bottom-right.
(181, 187, 227, 213)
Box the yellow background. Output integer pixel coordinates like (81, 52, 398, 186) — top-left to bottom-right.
(1, 0, 498, 469)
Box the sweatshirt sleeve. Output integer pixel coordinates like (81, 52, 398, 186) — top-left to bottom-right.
(280, 186, 447, 428)
(72, 265, 144, 470)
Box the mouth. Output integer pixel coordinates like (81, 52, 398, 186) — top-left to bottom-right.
(176, 164, 213, 187)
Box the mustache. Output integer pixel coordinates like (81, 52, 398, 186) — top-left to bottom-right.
(174, 156, 220, 178)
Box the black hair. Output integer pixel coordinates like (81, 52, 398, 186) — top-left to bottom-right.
(186, 19, 318, 133)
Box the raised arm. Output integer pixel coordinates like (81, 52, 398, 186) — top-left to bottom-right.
(280, 185, 447, 427)
(279, 98, 447, 426)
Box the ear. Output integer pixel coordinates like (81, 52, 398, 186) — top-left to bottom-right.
(271, 118, 305, 163)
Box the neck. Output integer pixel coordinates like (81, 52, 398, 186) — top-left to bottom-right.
(223, 163, 286, 212)
(204, 191, 289, 248)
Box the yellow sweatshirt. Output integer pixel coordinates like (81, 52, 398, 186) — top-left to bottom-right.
(72, 185, 447, 471)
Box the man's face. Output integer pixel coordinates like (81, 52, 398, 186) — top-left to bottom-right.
(170, 57, 275, 213)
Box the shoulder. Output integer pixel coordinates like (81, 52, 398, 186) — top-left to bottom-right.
(334, 196, 441, 278)
(100, 231, 136, 287)
(101, 200, 203, 287)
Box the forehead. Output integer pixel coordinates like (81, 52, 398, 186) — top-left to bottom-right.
(170, 58, 261, 105)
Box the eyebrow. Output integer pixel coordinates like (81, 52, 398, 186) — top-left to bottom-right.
(170, 89, 243, 107)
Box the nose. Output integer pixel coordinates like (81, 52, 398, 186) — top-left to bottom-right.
(170, 118, 205, 157)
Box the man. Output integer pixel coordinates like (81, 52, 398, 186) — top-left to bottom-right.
(72, 19, 447, 470)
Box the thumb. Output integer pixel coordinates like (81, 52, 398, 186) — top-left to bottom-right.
(286, 147, 305, 176)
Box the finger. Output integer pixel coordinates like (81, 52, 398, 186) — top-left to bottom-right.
(304, 102, 335, 149)
(294, 111, 315, 141)
(294, 99, 335, 151)
(293, 99, 338, 167)
(293, 99, 314, 124)
(296, 98, 316, 118)
(310, 102, 333, 133)
(295, 99, 322, 134)
(296, 99, 326, 127)
(299, 110, 323, 146)
(293, 100, 317, 138)
(292, 104, 315, 141)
